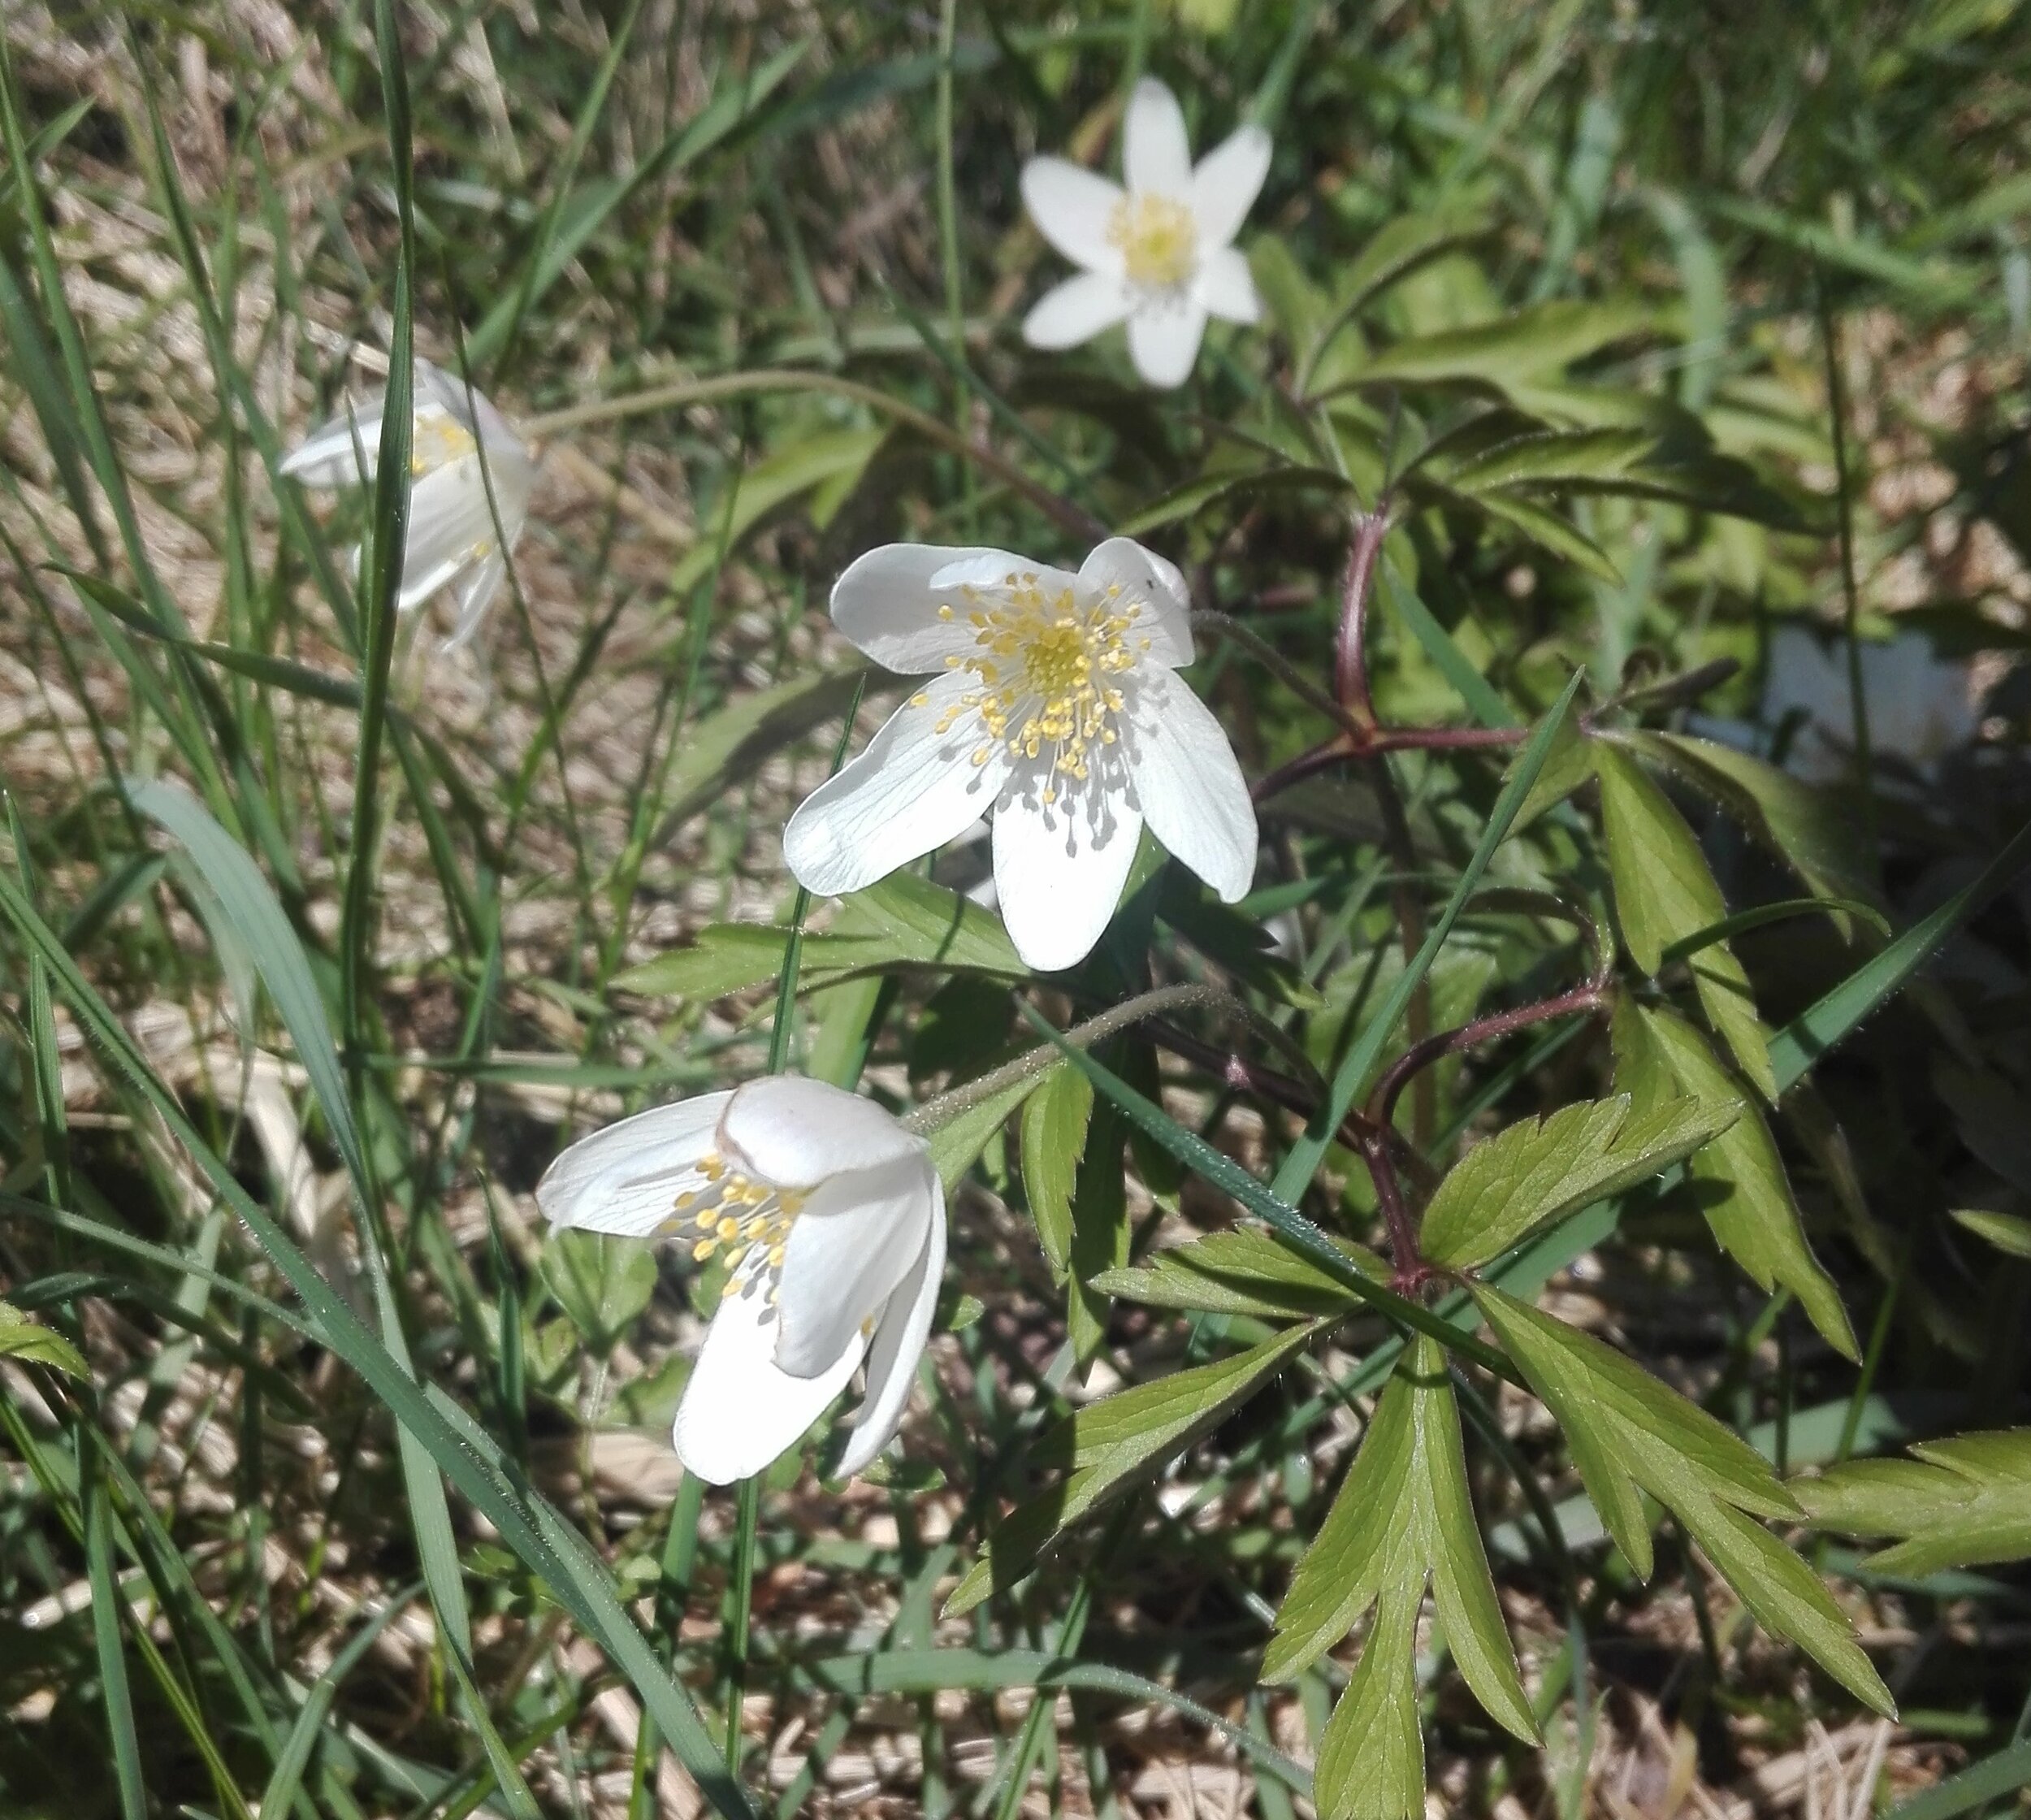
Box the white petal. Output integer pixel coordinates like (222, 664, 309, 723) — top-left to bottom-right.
(441, 552, 507, 651)
(393, 549, 470, 614)
(535, 1093, 732, 1237)
(720, 1076, 929, 1187)
(1020, 158, 1127, 273)
(1194, 245, 1262, 325)
(1190, 124, 1271, 248)
(1126, 300, 1210, 389)
(834, 1190, 945, 1477)
(399, 459, 496, 611)
(830, 543, 1023, 672)
(1127, 666, 1258, 902)
(773, 1152, 936, 1376)
(1078, 537, 1194, 668)
(673, 1283, 864, 1485)
(1124, 77, 1193, 199)
(279, 395, 386, 488)
(782, 671, 1011, 899)
(1023, 271, 1133, 349)
(992, 782, 1144, 973)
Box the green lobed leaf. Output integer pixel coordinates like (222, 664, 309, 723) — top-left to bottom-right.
(1595, 741, 1775, 1097)
(1420, 1093, 1741, 1270)
(1509, 693, 1596, 830)
(924, 1064, 1058, 1194)
(1094, 1227, 1381, 1320)
(1948, 1207, 2031, 1259)
(1616, 730, 1879, 910)
(617, 868, 1025, 999)
(1474, 1283, 1796, 1558)
(539, 1233, 657, 1353)
(1342, 297, 1656, 392)
(0, 1298, 89, 1379)
(1471, 1285, 1890, 1712)
(943, 1323, 1319, 1617)
(1672, 1487, 1894, 1714)
(1313, 1583, 1424, 1820)
(1277, 1337, 1535, 1820)
(1613, 998, 1856, 1358)
(1443, 425, 1655, 492)
(1795, 1431, 2031, 1575)
(1020, 1064, 1092, 1279)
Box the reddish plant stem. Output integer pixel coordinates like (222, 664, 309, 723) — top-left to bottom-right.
(1366, 981, 1611, 1135)
(1146, 1019, 1440, 1197)
(1359, 1122, 1431, 1297)
(1333, 509, 1391, 726)
(1357, 979, 1610, 1293)
(1251, 723, 1530, 804)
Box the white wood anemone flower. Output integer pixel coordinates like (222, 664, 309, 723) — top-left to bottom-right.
(535, 1077, 946, 1486)
(1020, 76, 1270, 388)
(782, 538, 1258, 972)
(280, 356, 536, 651)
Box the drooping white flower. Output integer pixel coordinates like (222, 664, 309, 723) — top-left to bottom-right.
(536, 1077, 945, 1486)
(782, 538, 1258, 973)
(280, 355, 536, 651)
(1020, 76, 1270, 388)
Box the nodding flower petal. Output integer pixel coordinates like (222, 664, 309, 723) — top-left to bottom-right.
(673, 1283, 865, 1485)
(539, 1077, 948, 1485)
(280, 353, 536, 644)
(773, 1153, 937, 1377)
(834, 1192, 946, 1477)
(719, 1076, 931, 1187)
(535, 1094, 732, 1238)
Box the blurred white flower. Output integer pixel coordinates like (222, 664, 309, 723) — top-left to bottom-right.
(537, 1077, 945, 1486)
(281, 356, 535, 651)
(1020, 76, 1269, 388)
(782, 538, 1258, 972)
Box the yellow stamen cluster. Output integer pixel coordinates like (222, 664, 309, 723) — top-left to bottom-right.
(1108, 193, 1197, 289)
(931, 574, 1150, 801)
(410, 407, 478, 478)
(661, 1150, 803, 1298)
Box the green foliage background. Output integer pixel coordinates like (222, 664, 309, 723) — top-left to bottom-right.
(2, 1, 2031, 1816)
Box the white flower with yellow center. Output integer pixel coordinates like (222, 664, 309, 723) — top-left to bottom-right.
(1020, 76, 1270, 388)
(280, 356, 536, 651)
(782, 538, 1258, 973)
(536, 1077, 945, 1485)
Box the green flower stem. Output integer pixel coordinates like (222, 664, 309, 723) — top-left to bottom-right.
(901, 982, 1237, 1136)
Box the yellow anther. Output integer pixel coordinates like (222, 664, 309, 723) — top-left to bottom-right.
(692, 1238, 715, 1263)
(717, 1216, 740, 1240)
(1107, 193, 1197, 288)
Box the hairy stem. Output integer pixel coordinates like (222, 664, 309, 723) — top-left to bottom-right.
(1334, 509, 1391, 726)
(1366, 980, 1610, 1135)
(902, 982, 1235, 1133)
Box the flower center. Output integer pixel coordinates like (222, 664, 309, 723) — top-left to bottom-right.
(926, 572, 1152, 801)
(1108, 193, 1197, 289)
(665, 1150, 804, 1299)
(409, 407, 477, 479)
